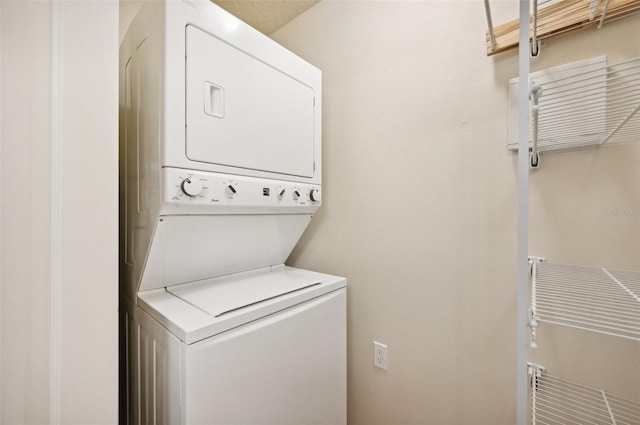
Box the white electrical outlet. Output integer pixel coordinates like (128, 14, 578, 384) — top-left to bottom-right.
(373, 341, 388, 370)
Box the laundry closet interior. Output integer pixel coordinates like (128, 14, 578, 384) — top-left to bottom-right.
(117, 0, 640, 424)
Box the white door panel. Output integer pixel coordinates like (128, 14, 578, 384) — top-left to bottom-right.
(185, 289, 347, 425)
(186, 25, 315, 178)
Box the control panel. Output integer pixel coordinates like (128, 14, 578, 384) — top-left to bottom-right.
(162, 168, 321, 212)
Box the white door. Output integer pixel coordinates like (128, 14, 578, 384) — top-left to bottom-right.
(185, 25, 316, 178)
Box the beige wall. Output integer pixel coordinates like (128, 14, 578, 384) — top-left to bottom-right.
(1, 1, 53, 422)
(273, 2, 640, 423)
(1, 1, 118, 423)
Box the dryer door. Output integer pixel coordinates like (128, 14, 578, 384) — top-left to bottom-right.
(185, 25, 316, 178)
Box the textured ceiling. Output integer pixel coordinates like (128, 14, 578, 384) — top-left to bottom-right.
(212, 0, 321, 35)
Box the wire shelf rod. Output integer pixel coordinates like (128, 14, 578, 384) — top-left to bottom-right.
(535, 303, 640, 326)
(539, 93, 638, 116)
(537, 124, 638, 140)
(537, 71, 640, 102)
(536, 282, 640, 308)
(536, 298, 640, 320)
(537, 108, 640, 131)
(533, 133, 639, 144)
(535, 294, 640, 319)
(540, 88, 640, 112)
(534, 58, 640, 88)
(537, 117, 639, 137)
(537, 110, 639, 130)
(540, 76, 640, 102)
(540, 79, 640, 104)
(538, 122, 639, 137)
(537, 79, 640, 107)
(538, 102, 639, 124)
(535, 319, 640, 340)
(536, 282, 640, 309)
(538, 271, 640, 292)
(536, 268, 640, 288)
(534, 312, 640, 335)
(533, 317, 640, 339)
(531, 134, 639, 146)
(535, 299, 640, 320)
(534, 300, 640, 324)
(537, 98, 640, 121)
(535, 307, 640, 332)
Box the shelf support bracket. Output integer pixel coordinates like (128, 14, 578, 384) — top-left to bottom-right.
(589, 0, 602, 20)
(528, 257, 543, 349)
(484, 0, 496, 52)
(600, 102, 640, 145)
(598, 0, 612, 28)
(601, 390, 617, 425)
(529, 83, 543, 168)
(530, 0, 541, 58)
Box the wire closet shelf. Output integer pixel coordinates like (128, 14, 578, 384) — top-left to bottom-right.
(508, 55, 640, 159)
(530, 261, 640, 342)
(529, 365, 640, 425)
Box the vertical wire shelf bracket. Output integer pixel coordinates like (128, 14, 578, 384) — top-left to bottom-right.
(508, 55, 640, 157)
(528, 257, 545, 348)
(529, 364, 640, 425)
(484, 0, 640, 56)
(531, 261, 640, 341)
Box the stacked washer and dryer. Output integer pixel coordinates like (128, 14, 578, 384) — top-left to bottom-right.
(119, 1, 346, 423)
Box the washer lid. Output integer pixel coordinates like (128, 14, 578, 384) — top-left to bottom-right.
(139, 266, 346, 344)
(168, 266, 327, 318)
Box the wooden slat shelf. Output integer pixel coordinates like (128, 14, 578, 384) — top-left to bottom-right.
(486, 0, 640, 56)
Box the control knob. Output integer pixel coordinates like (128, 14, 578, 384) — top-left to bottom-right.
(292, 190, 301, 201)
(226, 185, 237, 196)
(181, 177, 203, 197)
(309, 189, 321, 203)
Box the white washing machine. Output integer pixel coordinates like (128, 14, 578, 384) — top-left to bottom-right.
(119, 1, 346, 423)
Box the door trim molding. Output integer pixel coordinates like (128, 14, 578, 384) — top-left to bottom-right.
(50, 0, 62, 422)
